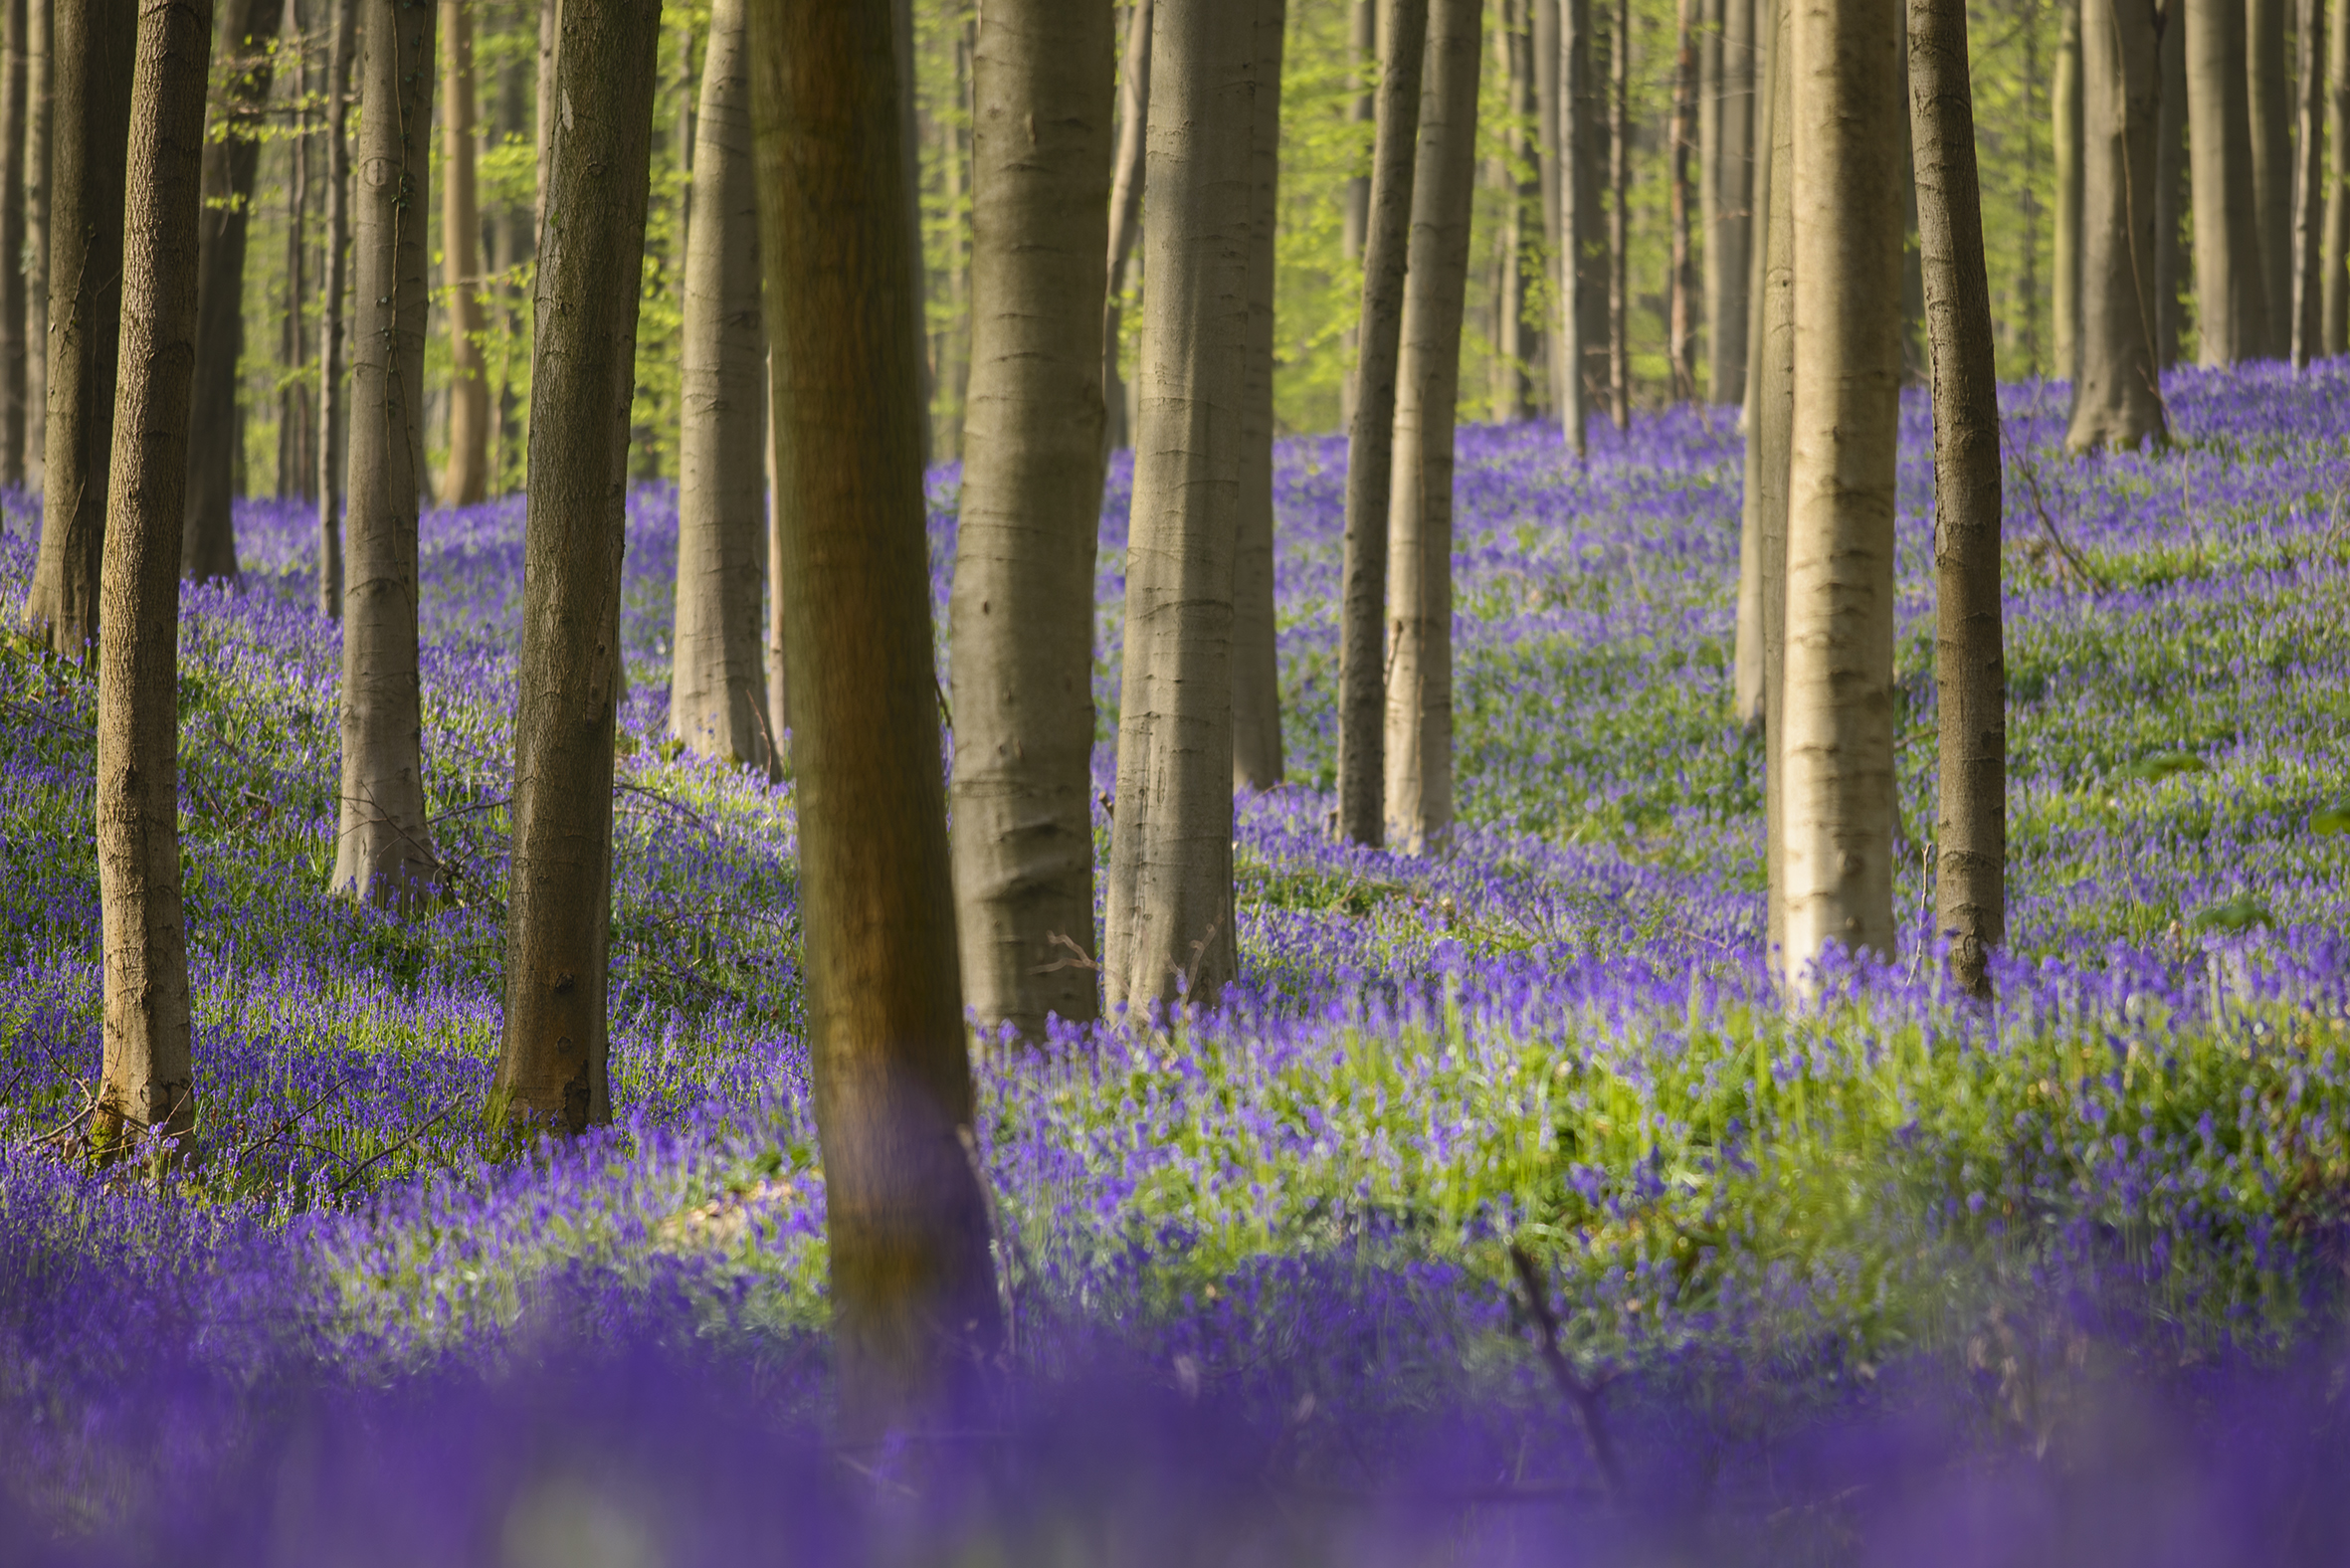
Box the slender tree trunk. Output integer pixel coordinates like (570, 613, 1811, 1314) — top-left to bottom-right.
(2188, 0, 2270, 362)
(21, 0, 131, 660)
(750, 0, 1002, 1435)
(2065, 0, 2166, 449)
(2019, 0, 2044, 370)
(439, 0, 487, 504)
(2250, 0, 2291, 355)
(2054, 0, 2080, 376)
(1534, 0, 1561, 414)
(1668, 0, 1696, 399)
(1607, 0, 1628, 425)
(1709, 0, 1753, 401)
(1343, 0, 1375, 425)
(276, 0, 310, 503)
(2327, 0, 2350, 353)
(2153, 0, 2187, 364)
(1556, 0, 1589, 451)
(1732, 0, 1781, 729)
(332, 0, 442, 906)
(2291, 0, 2327, 364)
(535, 0, 554, 239)
(669, 0, 767, 770)
(1233, 0, 1285, 789)
(0, 0, 26, 487)
(949, 0, 1112, 1040)
(1337, 0, 1427, 848)
(1908, 0, 2003, 998)
(762, 363, 790, 741)
(1102, 0, 1258, 1012)
(1102, 0, 1151, 455)
(178, 0, 280, 581)
(1488, 0, 1536, 421)
(316, 0, 352, 617)
(1699, 0, 1720, 393)
(94, 0, 212, 1155)
(1385, 0, 1482, 855)
(1781, 0, 1902, 981)
(494, 0, 659, 1139)
(22, 0, 45, 489)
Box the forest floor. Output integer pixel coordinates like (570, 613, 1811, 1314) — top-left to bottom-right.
(5, 362, 2350, 1562)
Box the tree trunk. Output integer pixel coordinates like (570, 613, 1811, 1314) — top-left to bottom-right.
(2187, 0, 2270, 362)
(1668, 0, 1696, 399)
(1699, 0, 1720, 391)
(535, 0, 554, 239)
(2327, 0, 2349, 353)
(1556, 0, 1589, 451)
(21, 0, 131, 660)
(1908, 0, 2004, 999)
(22, 0, 45, 489)
(1607, 0, 1627, 425)
(762, 363, 790, 742)
(94, 0, 212, 1155)
(2153, 0, 2187, 365)
(2249, 0, 2291, 355)
(1232, 0, 1284, 790)
(1384, 0, 1481, 855)
(669, 0, 767, 771)
(948, 0, 1112, 1041)
(1102, 0, 1151, 455)
(1489, 0, 1535, 422)
(178, 0, 279, 581)
(1732, 0, 1781, 729)
(750, 0, 1002, 1435)
(2065, 0, 2165, 449)
(1534, 0, 1560, 412)
(1343, 0, 1376, 425)
(439, 0, 488, 504)
(929, 22, 976, 463)
(1337, 0, 1427, 848)
(332, 0, 443, 906)
(2019, 0, 2044, 369)
(316, 0, 352, 618)
(1101, 0, 1257, 1012)
(276, 0, 310, 503)
(2054, 0, 2079, 376)
(2290, 0, 2326, 364)
(1783, 0, 1900, 981)
(0, 0, 26, 488)
(1709, 0, 1753, 401)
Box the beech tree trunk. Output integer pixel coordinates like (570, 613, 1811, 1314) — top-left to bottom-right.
(1101, 0, 1257, 1012)
(1489, 0, 1536, 421)
(22, 0, 44, 488)
(1102, 0, 1151, 455)
(750, 0, 1002, 1436)
(1709, 0, 1753, 401)
(2327, 0, 2349, 353)
(21, 0, 131, 660)
(948, 0, 1112, 1040)
(95, 0, 211, 1155)
(1908, 0, 2004, 998)
(2290, 0, 2326, 364)
(534, 0, 554, 238)
(1555, 0, 1590, 451)
(2187, 0, 2269, 362)
(1668, 0, 1696, 399)
(316, 0, 353, 617)
(932, 24, 973, 460)
(1337, 0, 1427, 847)
(275, 0, 310, 503)
(1607, 0, 1628, 425)
(1782, 0, 1901, 981)
(1699, 0, 1720, 391)
(2249, 0, 2291, 356)
(1342, 0, 1375, 425)
(1232, 0, 1285, 790)
(179, 0, 279, 582)
(0, 0, 26, 487)
(331, 0, 442, 907)
(2053, 0, 2079, 376)
(669, 0, 768, 770)
(440, 0, 488, 504)
(1732, 0, 1782, 730)
(2065, 0, 2166, 450)
(1534, 0, 1561, 411)
(2154, 0, 2187, 364)
(1384, 0, 1482, 855)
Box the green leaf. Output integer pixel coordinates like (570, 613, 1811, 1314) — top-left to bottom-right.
(2311, 803, 2350, 835)
(2120, 751, 2209, 783)
(2187, 892, 2275, 935)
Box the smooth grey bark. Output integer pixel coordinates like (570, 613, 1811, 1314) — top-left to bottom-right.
(1667, 0, 1696, 398)
(931, 22, 973, 460)
(2064, 0, 2166, 450)
(1781, 0, 1903, 981)
(1699, 0, 1720, 389)
(331, 0, 442, 907)
(1102, 0, 1151, 455)
(2054, 0, 2079, 375)
(1534, 0, 1560, 411)
(2154, 0, 2186, 364)
(1102, 0, 1257, 1013)
(274, 0, 309, 503)
(1732, 0, 1781, 728)
(1337, 0, 1427, 847)
(534, 0, 553, 237)
(95, 0, 211, 1154)
(1489, 0, 1536, 421)
(762, 366, 791, 743)
(750, 0, 1002, 1436)
(180, 0, 280, 582)
(1, 0, 26, 486)
(2187, 0, 2269, 361)
(1606, 0, 1627, 425)
(2290, 0, 2326, 364)
(1909, 0, 2004, 998)
(1384, 0, 1482, 854)
(22, 0, 44, 488)
(316, 0, 352, 618)
(1709, 0, 1753, 401)
(948, 0, 1112, 1040)
(1556, 0, 1590, 450)
(669, 0, 768, 771)
(2249, 0, 2291, 355)
(2328, 0, 2349, 352)
(1232, 0, 1284, 790)
(21, 0, 130, 660)
(1343, 0, 1375, 425)
(440, 0, 487, 504)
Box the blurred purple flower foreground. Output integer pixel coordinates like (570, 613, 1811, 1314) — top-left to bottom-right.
(6, 363, 2350, 1562)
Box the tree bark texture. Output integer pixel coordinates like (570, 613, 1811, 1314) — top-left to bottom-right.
(1607, 0, 1628, 425)
(2187, 0, 2269, 362)
(1337, 0, 1427, 847)
(332, 0, 442, 907)
(534, 0, 554, 239)
(440, 0, 488, 504)
(1102, 0, 1257, 1012)
(1534, 0, 1561, 412)
(1232, 0, 1285, 790)
(1556, 0, 1590, 451)
(1, 0, 28, 487)
(95, 0, 212, 1152)
(1781, 0, 1902, 980)
(1102, 0, 1151, 455)
(2249, 0, 2291, 355)
(1908, 0, 2004, 998)
(22, 0, 45, 488)
(2054, 0, 2080, 375)
(1699, 0, 1721, 389)
(316, 0, 353, 617)
(2153, 0, 2186, 364)
(1732, 0, 1781, 729)
(1489, 0, 1536, 421)
(275, 0, 310, 504)
(179, 0, 279, 581)
(949, 0, 1113, 1040)
(1385, 0, 1482, 855)
(2065, 0, 2166, 450)
(2327, 0, 2349, 353)
(1342, 0, 1375, 425)
(1668, 0, 1697, 399)
(1755, 0, 1793, 953)
(2290, 0, 2326, 364)
(669, 0, 768, 771)
(750, 0, 1003, 1435)
(495, 0, 660, 1137)
(22, 0, 131, 660)
(1709, 0, 1753, 401)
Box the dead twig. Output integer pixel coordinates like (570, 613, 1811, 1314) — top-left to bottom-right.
(1509, 1243, 1628, 1503)
(329, 1096, 467, 1196)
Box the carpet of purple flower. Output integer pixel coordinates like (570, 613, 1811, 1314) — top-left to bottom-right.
(6, 362, 2350, 1562)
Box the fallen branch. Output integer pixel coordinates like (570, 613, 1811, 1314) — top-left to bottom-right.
(1509, 1243, 1628, 1503)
